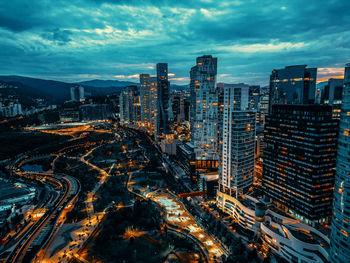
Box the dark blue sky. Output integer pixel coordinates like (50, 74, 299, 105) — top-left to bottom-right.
(0, 0, 349, 85)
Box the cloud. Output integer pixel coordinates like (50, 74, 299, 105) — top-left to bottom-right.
(0, 0, 349, 85)
(169, 77, 189, 82)
(318, 67, 345, 76)
(41, 29, 72, 45)
(217, 42, 308, 53)
(114, 74, 140, 79)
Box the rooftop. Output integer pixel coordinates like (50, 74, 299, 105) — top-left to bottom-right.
(0, 181, 33, 202)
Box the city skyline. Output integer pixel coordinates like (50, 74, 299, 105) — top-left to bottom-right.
(2, 1, 350, 262)
(1, 0, 349, 85)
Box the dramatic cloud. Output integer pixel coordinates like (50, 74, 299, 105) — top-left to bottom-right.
(0, 0, 349, 85)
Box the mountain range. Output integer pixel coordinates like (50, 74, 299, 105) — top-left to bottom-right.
(0, 75, 189, 105)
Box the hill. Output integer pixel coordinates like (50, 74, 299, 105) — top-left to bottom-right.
(0, 76, 125, 104)
(77, 79, 138, 88)
(0, 76, 189, 105)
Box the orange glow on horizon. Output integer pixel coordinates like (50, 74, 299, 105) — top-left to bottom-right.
(317, 67, 344, 84)
(317, 75, 344, 84)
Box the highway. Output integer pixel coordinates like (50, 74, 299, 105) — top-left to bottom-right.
(4, 165, 80, 263)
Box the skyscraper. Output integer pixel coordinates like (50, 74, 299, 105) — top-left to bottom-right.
(156, 63, 170, 137)
(258, 88, 269, 127)
(330, 63, 350, 263)
(218, 84, 255, 195)
(262, 104, 338, 225)
(249, 85, 260, 112)
(149, 77, 158, 133)
(70, 86, 84, 102)
(119, 85, 139, 123)
(269, 65, 317, 112)
(322, 78, 344, 119)
(190, 55, 219, 167)
(139, 74, 151, 127)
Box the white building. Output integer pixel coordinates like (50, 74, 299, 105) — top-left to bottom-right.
(119, 85, 139, 123)
(219, 83, 256, 195)
(217, 191, 330, 263)
(70, 86, 84, 102)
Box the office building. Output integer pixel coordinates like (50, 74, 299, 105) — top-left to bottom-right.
(140, 74, 151, 127)
(119, 85, 140, 123)
(218, 83, 256, 195)
(176, 142, 196, 180)
(258, 88, 269, 127)
(249, 85, 260, 111)
(70, 86, 84, 102)
(60, 101, 80, 122)
(79, 104, 112, 121)
(217, 188, 331, 263)
(170, 96, 180, 122)
(148, 77, 158, 133)
(330, 63, 350, 263)
(269, 65, 317, 112)
(156, 63, 170, 137)
(322, 78, 344, 119)
(262, 104, 338, 225)
(190, 55, 219, 168)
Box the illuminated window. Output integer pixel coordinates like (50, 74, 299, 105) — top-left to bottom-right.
(341, 229, 348, 237)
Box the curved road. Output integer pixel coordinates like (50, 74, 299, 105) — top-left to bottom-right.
(6, 172, 79, 263)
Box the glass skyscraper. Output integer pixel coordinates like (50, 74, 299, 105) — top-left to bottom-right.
(330, 63, 350, 263)
(156, 63, 170, 137)
(269, 65, 317, 112)
(262, 104, 338, 225)
(190, 55, 219, 166)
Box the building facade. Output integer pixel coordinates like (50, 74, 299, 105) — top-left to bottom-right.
(330, 63, 350, 263)
(322, 78, 344, 120)
(119, 85, 140, 123)
(70, 86, 84, 102)
(269, 65, 317, 112)
(156, 63, 170, 137)
(262, 104, 338, 225)
(217, 191, 331, 263)
(149, 77, 158, 133)
(219, 83, 256, 195)
(190, 55, 219, 165)
(140, 74, 151, 127)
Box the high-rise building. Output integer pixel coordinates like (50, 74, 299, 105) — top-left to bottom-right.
(330, 63, 350, 263)
(149, 77, 158, 133)
(170, 96, 180, 122)
(258, 88, 269, 127)
(119, 85, 139, 123)
(178, 96, 186, 123)
(190, 55, 219, 167)
(70, 86, 84, 102)
(322, 78, 344, 119)
(262, 104, 338, 225)
(249, 85, 260, 111)
(140, 74, 151, 127)
(218, 84, 255, 195)
(269, 65, 317, 112)
(156, 63, 170, 137)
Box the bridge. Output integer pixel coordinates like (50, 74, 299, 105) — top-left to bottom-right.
(177, 191, 207, 198)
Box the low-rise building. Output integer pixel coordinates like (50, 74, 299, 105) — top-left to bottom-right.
(216, 190, 330, 263)
(176, 142, 196, 180)
(0, 181, 36, 212)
